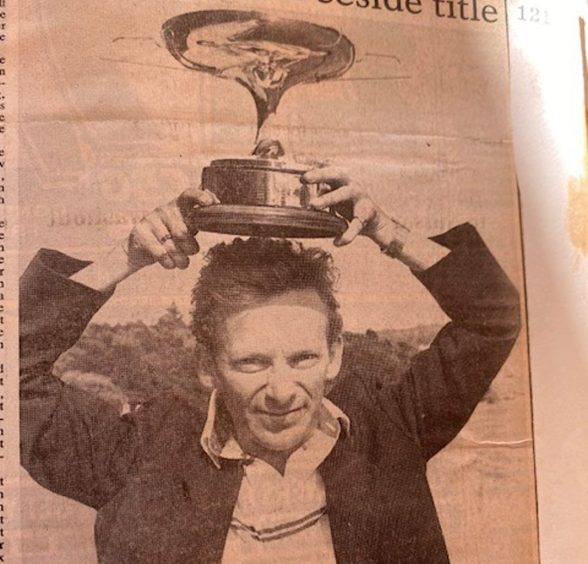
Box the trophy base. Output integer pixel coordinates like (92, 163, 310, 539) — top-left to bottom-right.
(189, 205, 347, 238)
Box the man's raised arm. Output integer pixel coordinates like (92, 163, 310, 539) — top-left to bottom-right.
(302, 167, 450, 272)
(20, 186, 218, 507)
(305, 168, 521, 459)
(71, 187, 219, 293)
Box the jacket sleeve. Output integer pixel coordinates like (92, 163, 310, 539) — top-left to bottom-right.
(20, 250, 140, 509)
(377, 223, 522, 459)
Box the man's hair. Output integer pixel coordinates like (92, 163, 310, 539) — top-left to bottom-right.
(191, 238, 343, 355)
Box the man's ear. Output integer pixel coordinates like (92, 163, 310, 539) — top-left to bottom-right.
(197, 353, 217, 391)
(326, 337, 344, 383)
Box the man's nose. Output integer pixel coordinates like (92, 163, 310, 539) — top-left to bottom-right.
(264, 373, 298, 410)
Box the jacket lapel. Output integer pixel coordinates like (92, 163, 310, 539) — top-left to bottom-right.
(320, 429, 379, 564)
(172, 453, 243, 563)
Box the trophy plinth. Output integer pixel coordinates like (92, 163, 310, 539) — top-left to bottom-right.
(162, 10, 355, 238)
(192, 158, 346, 237)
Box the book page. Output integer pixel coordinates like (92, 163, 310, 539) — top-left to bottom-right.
(4, 1, 537, 562)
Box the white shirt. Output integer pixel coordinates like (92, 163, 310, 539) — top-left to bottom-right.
(200, 391, 350, 564)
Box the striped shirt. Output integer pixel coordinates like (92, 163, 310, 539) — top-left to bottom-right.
(200, 390, 350, 564)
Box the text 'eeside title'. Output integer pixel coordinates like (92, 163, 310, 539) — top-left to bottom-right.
(317, 0, 500, 23)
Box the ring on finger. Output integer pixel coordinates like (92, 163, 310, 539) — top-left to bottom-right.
(159, 233, 173, 244)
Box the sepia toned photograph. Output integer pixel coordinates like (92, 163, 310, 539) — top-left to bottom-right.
(17, 1, 538, 562)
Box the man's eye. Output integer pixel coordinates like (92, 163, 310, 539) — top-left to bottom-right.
(292, 354, 320, 369)
(234, 359, 269, 373)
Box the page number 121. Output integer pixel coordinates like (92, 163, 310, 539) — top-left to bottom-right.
(516, 5, 550, 25)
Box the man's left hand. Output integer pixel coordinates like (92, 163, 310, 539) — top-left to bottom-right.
(302, 167, 401, 248)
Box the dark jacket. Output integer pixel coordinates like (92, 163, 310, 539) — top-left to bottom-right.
(19, 224, 521, 564)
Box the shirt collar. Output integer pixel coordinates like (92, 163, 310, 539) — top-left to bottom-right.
(200, 389, 350, 470)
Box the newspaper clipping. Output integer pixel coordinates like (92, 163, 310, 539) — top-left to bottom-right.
(9, 0, 538, 562)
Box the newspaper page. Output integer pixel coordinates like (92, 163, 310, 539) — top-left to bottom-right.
(4, 0, 537, 562)
(509, 1, 588, 562)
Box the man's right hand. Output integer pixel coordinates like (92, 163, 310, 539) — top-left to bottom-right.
(125, 187, 219, 271)
(71, 187, 219, 292)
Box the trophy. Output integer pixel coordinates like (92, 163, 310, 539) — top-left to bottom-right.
(162, 10, 355, 238)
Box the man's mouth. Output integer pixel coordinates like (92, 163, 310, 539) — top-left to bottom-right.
(259, 406, 304, 417)
(256, 406, 307, 429)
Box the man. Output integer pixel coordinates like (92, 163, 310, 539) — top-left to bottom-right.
(20, 168, 521, 563)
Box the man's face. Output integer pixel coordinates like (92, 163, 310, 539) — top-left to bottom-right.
(210, 290, 342, 458)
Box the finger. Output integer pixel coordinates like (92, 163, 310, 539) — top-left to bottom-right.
(318, 182, 332, 197)
(148, 215, 190, 270)
(309, 185, 359, 210)
(160, 205, 200, 256)
(302, 167, 350, 188)
(335, 217, 365, 247)
(353, 197, 378, 226)
(177, 187, 220, 216)
(132, 220, 176, 270)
